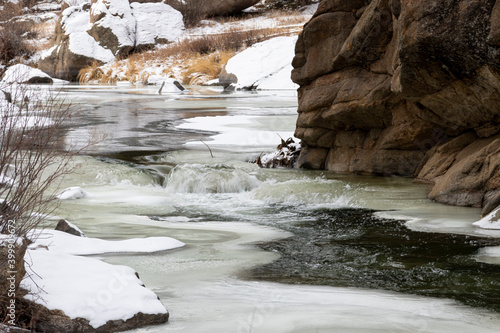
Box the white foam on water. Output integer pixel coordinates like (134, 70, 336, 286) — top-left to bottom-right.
(165, 163, 261, 194)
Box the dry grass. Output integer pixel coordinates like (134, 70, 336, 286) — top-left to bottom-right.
(182, 51, 235, 85)
(136, 25, 295, 62)
(77, 61, 117, 84)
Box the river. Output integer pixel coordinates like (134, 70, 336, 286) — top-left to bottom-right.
(47, 84, 500, 332)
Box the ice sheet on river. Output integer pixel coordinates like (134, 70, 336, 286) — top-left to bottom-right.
(28, 229, 185, 255)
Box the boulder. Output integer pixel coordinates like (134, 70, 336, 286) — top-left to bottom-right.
(24, 299, 169, 333)
(55, 219, 87, 237)
(163, 0, 261, 18)
(1, 64, 54, 84)
(39, 1, 184, 81)
(293, 0, 500, 211)
(220, 36, 298, 90)
(39, 3, 115, 81)
(29, 302, 169, 333)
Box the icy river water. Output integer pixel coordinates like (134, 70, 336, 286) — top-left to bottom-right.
(49, 84, 500, 332)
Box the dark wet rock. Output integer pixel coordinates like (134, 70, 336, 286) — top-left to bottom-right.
(163, 0, 261, 18)
(27, 300, 169, 333)
(55, 219, 86, 237)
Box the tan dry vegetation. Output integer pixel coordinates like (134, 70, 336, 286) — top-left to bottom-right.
(182, 51, 235, 85)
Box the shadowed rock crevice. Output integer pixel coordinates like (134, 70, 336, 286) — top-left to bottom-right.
(293, 0, 500, 214)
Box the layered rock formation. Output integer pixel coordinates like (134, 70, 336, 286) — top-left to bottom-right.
(293, 0, 500, 214)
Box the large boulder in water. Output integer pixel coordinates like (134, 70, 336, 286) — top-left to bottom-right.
(39, 0, 184, 81)
(292, 0, 500, 214)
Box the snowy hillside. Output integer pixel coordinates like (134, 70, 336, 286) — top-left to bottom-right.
(1, 0, 319, 89)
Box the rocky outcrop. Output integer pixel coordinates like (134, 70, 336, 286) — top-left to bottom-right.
(293, 0, 500, 214)
(161, 0, 260, 18)
(39, 0, 184, 81)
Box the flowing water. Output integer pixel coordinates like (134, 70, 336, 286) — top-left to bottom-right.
(45, 85, 500, 332)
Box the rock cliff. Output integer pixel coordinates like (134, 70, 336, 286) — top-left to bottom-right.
(292, 0, 500, 215)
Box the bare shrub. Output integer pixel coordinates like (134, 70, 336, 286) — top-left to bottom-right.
(0, 71, 89, 328)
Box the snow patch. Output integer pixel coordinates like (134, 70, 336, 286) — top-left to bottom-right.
(473, 208, 500, 229)
(223, 36, 298, 90)
(28, 229, 185, 255)
(177, 115, 294, 148)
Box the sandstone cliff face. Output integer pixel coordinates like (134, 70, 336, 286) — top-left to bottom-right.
(293, 0, 500, 214)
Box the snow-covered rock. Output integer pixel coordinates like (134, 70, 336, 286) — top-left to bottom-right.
(146, 75, 171, 85)
(473, 207, 500, 229)
(220, 36, 299, 90)
(1, 64, 53, 84)
(131, 2, 184, 47)
(39, 0, 185, 81)
(38, 4, 114, 80)
(146, 75, 186, 93)
(56, 186, 90, 200)
(20, 229, 185, 330)
(22, 248, 169, 329)
(88, 0, 136, 56)
(255, 137, 301, 168)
